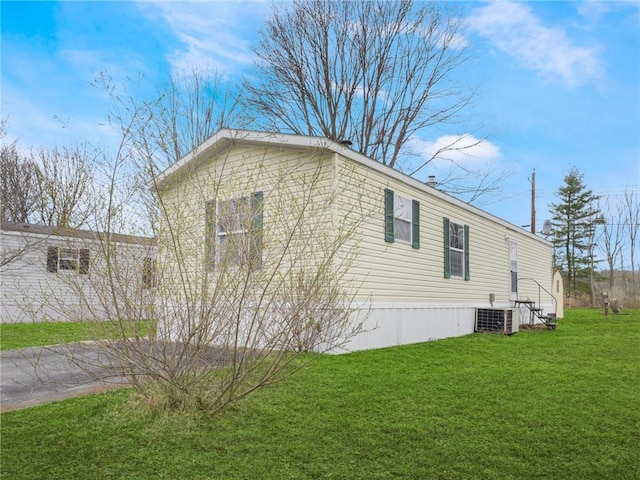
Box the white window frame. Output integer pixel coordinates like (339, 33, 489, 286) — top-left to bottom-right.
(449, 221, 465, 278)
(216, 196, 251, 266)
(58, 248, 80, 271)
(393, 193, 413, 244)
(509, 239, 518, 300)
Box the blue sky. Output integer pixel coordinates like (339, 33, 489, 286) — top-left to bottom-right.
(2, 1, 639, 231)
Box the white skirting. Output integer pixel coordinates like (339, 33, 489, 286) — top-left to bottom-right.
(335, 300, 556, 353)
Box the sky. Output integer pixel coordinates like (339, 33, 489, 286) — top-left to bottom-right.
(2, 0, 639, 235)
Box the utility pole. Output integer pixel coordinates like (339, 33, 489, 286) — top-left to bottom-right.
(530, 169, 536, 235)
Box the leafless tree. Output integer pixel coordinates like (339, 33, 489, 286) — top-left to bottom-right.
(622, 189, 639, 303)
(598, 198, 627, 291)
(31, 145, 96, 229)
(1, 129, 39, 222)
(245, 0, 502, 200)
(151, 70, 246, 165)
(45, 76, 367, 415)
(1, 120, 98, 229)
(88, 70, 248, 237)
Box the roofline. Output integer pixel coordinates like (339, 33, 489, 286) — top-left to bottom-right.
(153, 129, 342, 190)
(0, 221, 157, 246)
(154, 129, 551, 246)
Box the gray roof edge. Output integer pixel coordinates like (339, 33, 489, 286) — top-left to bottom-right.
(0, 221, 157, 246)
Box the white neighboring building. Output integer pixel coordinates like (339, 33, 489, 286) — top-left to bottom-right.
(0, 221, 157, 323)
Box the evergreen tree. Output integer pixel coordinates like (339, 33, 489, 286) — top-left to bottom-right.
(549, 167, 602, 299)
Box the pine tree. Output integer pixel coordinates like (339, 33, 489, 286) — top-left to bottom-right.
(549, 167, 602, 299)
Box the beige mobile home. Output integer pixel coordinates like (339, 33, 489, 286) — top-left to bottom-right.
(154, 129, 558, 352)
(0, 222, 157, 323)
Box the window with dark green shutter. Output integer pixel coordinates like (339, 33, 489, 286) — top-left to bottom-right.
(250, 191, 263, 266)
(205, 201, 216, 271)
(444, 218, 469, 280)
(385, 189, 419, 248)
(79, 249, 90, 274)
(46, 247, 89, 274)
(464, 225, 470, 281)
(443, 218, 450, 278)
(384, 189, 394, 243)
(143, 257, 158, 288)
(411, 200, 420, 249)
(47, 247, 58, 273)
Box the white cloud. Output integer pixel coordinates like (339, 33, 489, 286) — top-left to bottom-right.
(468, 1, 602, 87)
(141, 1, 267, 77)
(409, 134, 501, 167)
(577, 1, 640, 23)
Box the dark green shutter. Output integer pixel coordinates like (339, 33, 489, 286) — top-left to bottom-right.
(384, 188, 394, 243)
(47, 247, 58, 273)
(250, 191, 263, 266)
(443, 217, 450, 278)
(411, 200, 420, 249)
(464, 224, 470, 281)
(79, 249, 90, 274)
(205, 200, 215, 271)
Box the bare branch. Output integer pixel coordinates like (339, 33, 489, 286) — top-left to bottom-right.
(245, 0, 473, 170)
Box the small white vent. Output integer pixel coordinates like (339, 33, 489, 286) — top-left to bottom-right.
(475, 308, 519, 335)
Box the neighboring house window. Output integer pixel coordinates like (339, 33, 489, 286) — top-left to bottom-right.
(142, 257, 157, 289)
(443, 217, 469, 280)
(384, 188, 420, 249)
(205, 191, 263, 270)
(46, 247, 90, 274)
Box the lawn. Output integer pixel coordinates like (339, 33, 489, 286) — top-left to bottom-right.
(0, 320, 154, 350)
(1, 309, 639, 479)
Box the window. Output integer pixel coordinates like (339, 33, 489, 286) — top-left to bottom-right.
(509, 239, 518, 298)
(384, 188, 420, 249)
(46, 247, 90, 274)
(449, 222, 465, 277)
(394, 193, 412, 243)
(443, 217, 469, 280)
(142, 257, 157, 289)
(205, 191, 263, 269)
(59, 248, 79, 271)
(217, 196, 251, 265)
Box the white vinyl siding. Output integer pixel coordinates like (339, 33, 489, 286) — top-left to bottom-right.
(159, 144, 335, 291)
(333, 154, 552, 308)
(158, 138, 554, 317)
(155, 131, 557, 349)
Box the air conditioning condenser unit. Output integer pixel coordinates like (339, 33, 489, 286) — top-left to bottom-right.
(475, 308, 519, 335)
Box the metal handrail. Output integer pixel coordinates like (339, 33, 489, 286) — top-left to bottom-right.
(516, 277, 557, 317)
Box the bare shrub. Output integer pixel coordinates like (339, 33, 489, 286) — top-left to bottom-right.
(44, 79, 369, 415)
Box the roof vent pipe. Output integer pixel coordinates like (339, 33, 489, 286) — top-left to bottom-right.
(427, 175, 437, 187)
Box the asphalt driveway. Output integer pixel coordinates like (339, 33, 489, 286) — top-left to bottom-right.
(1, 342, 129, 412)
(1, 340, 251, 412)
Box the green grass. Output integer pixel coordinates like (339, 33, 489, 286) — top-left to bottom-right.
(0, 320, 155, 350)
(1, 308, 639, 479)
